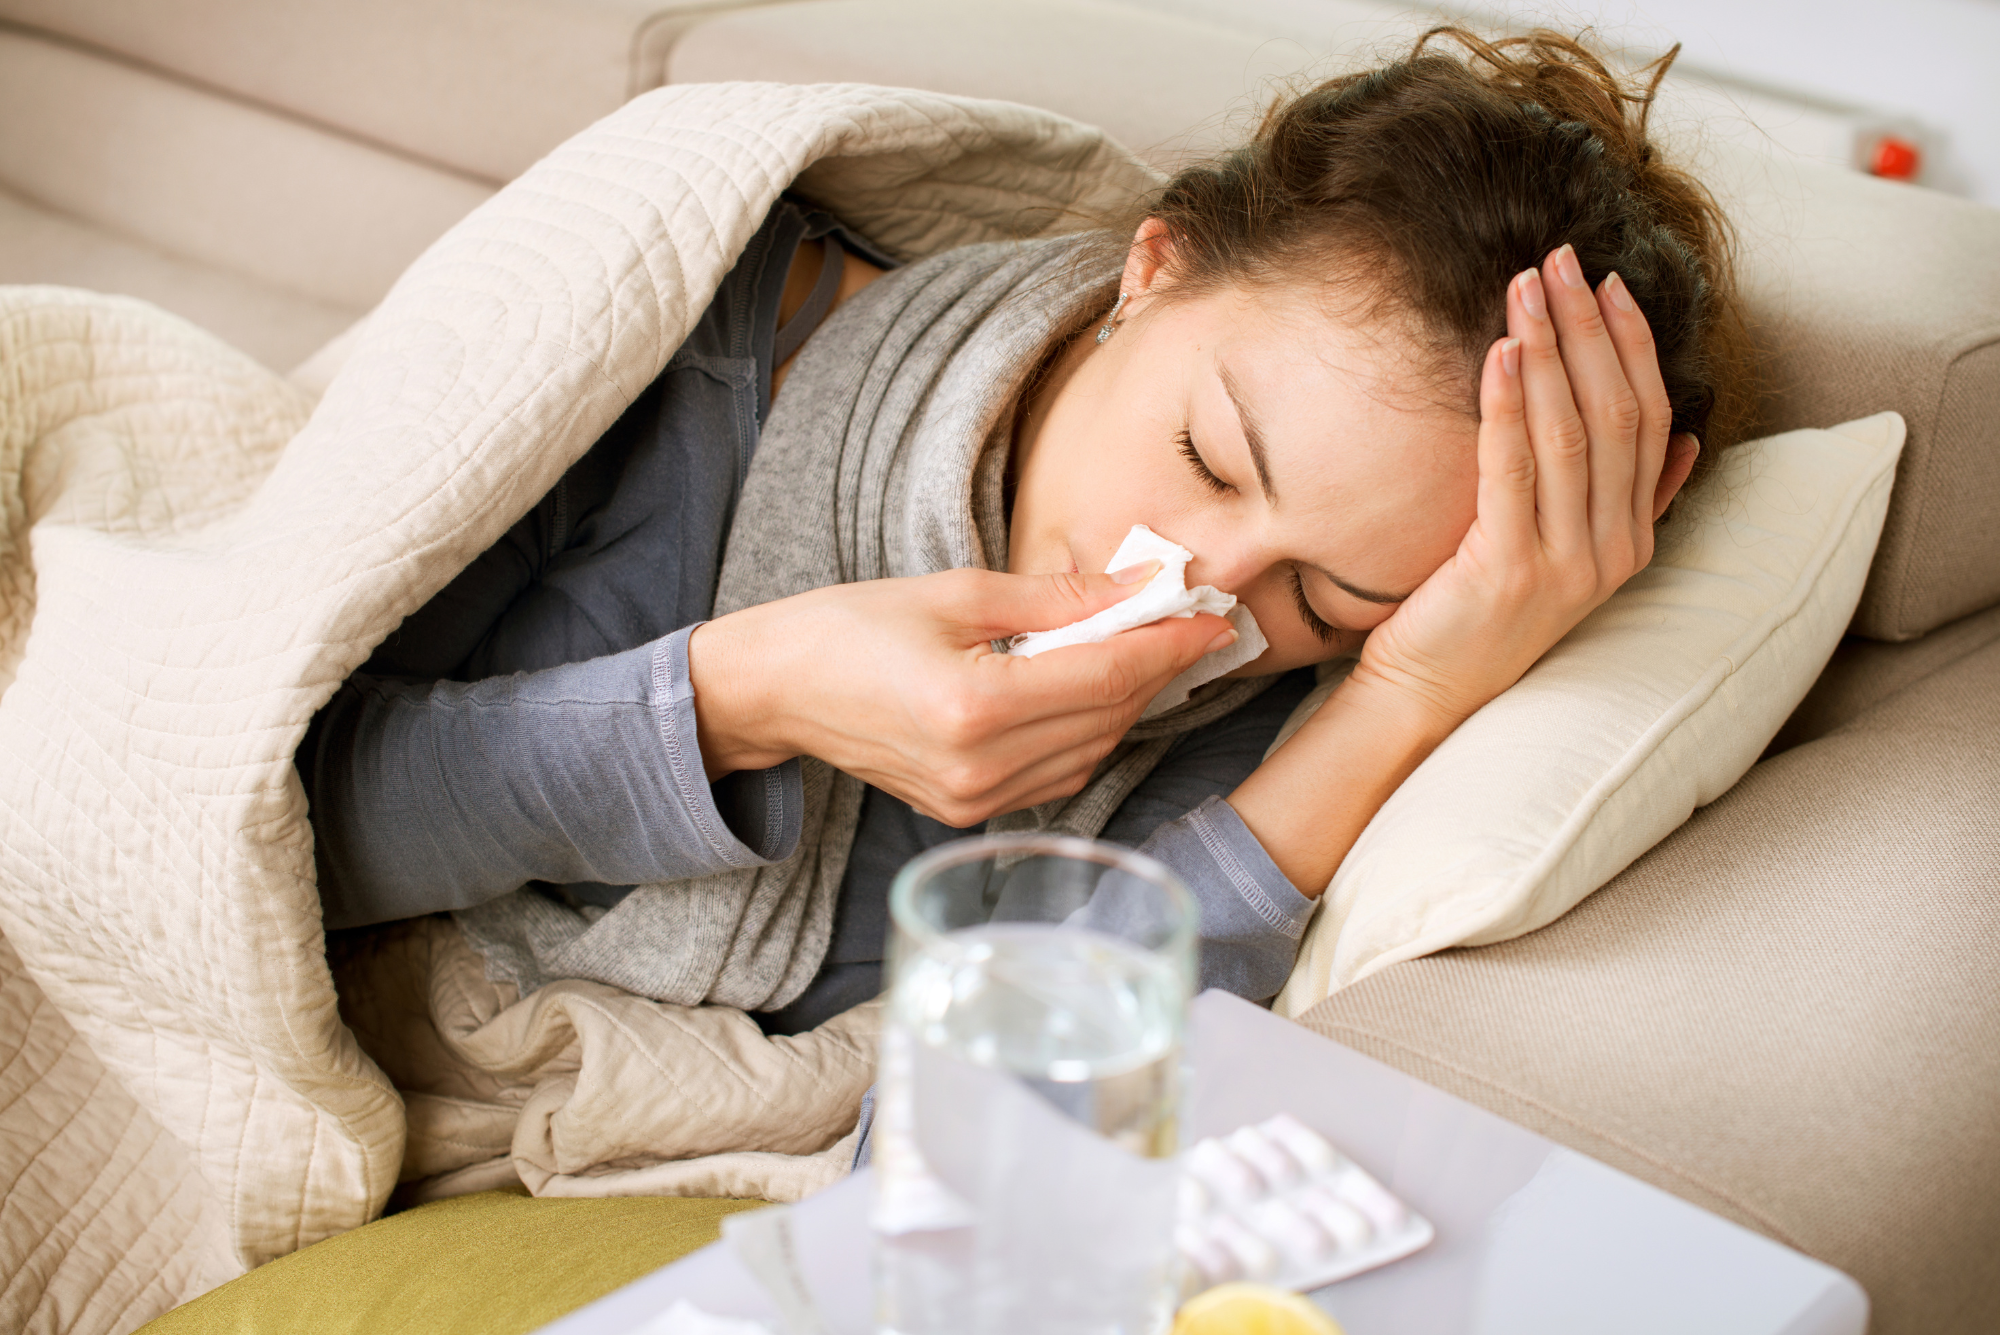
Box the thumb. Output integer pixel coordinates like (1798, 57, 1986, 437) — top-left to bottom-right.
(949, 561, 1164, 641)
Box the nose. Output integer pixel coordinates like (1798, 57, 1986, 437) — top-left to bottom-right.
(1183, 536, 1272, 595)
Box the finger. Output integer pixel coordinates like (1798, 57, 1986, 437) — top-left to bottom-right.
(943, 564, 1163, 643)
(891, 692, 1143, 824)
(895, 613, 1232, 823)
(982, 740, 1125, 819)
(1596, 271, 1675, 528)
(897, 720, 1115, 825)
(1543, 245, 1641, 549)
(905, 758, 1099, 829)
(1509, 265, 1588, 554)
(1002, 612, 1234, 719)
(892, 611, 1230, 797)
(1476, 336, 1538, 557)
(1652, 432, 1701, 523)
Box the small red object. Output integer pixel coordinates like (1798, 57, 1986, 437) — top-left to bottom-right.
(1868, 135, 1922, 181)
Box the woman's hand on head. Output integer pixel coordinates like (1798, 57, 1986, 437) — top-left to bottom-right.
(687, 567, 1233, 827)
(1349, 243, 1702, 730)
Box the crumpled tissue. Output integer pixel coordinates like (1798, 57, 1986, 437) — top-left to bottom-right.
(1009, 525, 1267, 717)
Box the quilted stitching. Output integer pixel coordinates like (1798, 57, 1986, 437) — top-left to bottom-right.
(0, 82, 1159, 1332)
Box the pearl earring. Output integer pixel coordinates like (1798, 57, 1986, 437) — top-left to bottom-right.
(1096, 291, 1129, 344)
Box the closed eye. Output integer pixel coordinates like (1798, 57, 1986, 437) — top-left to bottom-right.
(1177, 430, 1232, 496)
(1291, 566, 1339, 645)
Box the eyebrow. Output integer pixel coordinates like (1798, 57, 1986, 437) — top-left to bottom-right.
(1219, 362, 1411, 607)
(1311, 564, 1410, 605)
(1219, 362, 1279, 505)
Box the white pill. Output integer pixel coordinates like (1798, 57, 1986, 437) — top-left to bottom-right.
(1176, 1225, 1241, 1288)
(1225, 1126, 1303, 1191)
(1337, 1167, 1410, 1233)
(1209, 1215, 1281, 1281)
(1179, 1174, 1212, 1220)
(1189, 1139, 1264, 1200)
(1262, 1114, 1340, 1174)
(1245, 1197, 1336, 1267)
(1298, 1186, 1374, 1251)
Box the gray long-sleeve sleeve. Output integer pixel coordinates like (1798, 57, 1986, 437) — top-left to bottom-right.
(306, 624, 802, 930)
(1072, 793, 1312, 1009)
(1130, 795, 1315, 1002)
(1091, 670, 1318, 1003)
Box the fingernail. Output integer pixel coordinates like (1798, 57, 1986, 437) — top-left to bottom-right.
(1516, 269, 1546, 321)
(1675, 432, 1702, 459)
(1111, 559, 1160, 585)
(1604, 271, 1636, 312)
(1500, 337, 1520, 377)
(1555, 244, 1586, 290)
(1205, 629, 1238, 654)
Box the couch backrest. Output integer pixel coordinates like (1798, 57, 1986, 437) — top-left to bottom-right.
(1700, 147, 2000, 641)
(0, 25, 491, 314)
(673, 0, 2000, 642)
(0, 0, 729, 184)
(666, 0, 1424, 171)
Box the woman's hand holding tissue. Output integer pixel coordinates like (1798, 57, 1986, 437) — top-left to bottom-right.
(687, 566, 1233, 827)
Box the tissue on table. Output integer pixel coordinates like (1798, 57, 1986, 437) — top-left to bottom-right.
(1008, 525, 1267, 718)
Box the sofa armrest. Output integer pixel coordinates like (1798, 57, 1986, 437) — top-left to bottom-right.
(1697, 144, 2000, 641)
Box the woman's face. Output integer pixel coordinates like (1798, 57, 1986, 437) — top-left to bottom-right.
(1009, 243, 1482, 675)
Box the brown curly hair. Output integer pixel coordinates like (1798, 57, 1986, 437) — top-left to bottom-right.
(1119, 27, 1757, 477)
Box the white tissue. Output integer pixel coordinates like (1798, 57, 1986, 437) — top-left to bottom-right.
(634, 1300, 774, 1335)
(1008, 525, 1267, 717)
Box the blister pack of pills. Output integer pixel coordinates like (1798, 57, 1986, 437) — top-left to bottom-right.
(1177, 1113, 1433, 1296)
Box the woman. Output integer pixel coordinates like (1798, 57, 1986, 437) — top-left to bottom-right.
(302, 30, 1751, 1032)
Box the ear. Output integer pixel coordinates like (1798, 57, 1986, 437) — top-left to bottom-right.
(1652, 433, 1701, 522)
(1119, 218, 1176, 313)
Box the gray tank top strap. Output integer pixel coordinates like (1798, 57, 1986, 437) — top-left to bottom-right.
(771, 231, 847, 368)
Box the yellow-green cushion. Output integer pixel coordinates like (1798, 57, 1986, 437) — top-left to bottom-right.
(138, 1188, 765, 1335)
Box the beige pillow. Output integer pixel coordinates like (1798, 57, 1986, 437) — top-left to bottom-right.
(1274, 412, 1906, 1014)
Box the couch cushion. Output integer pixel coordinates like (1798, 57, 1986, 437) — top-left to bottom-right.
(1773, 600, 2000, 751)
(1296, 633, 2000, 1335)
(0, 0, 755, 184)
(0, 29, 492, 313)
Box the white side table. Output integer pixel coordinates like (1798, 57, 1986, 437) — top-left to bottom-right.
(540, 990, 1867, 1335)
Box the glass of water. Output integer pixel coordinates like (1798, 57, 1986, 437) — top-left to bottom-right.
(872, 834, 1198, 1335)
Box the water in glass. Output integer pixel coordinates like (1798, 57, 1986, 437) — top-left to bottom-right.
(873, 838, 1193, 1335)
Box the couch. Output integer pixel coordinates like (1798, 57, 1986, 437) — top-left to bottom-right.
(0, 2, 1993, 1332)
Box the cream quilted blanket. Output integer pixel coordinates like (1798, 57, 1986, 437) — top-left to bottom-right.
(0, 83, 1158, 1333)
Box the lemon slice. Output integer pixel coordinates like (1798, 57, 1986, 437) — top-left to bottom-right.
(1173, 1283, 1346, 1335)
